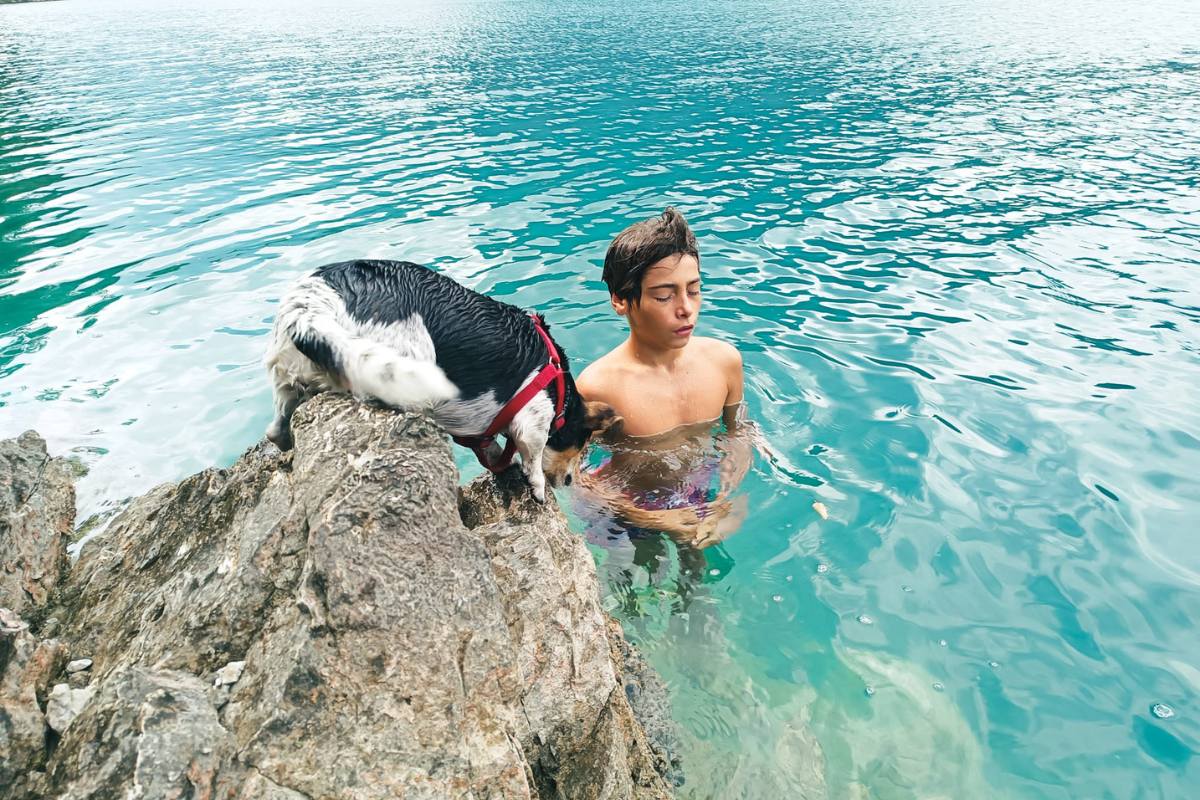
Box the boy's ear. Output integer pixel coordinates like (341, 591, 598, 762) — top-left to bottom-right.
(584, 401, 622, 435)
(610, 294, 628, 316)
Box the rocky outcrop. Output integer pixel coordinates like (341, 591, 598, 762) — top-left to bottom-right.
(0, 432, 75, 798)
(459, 470, 682, 796)
(0, 608, 65, 796)
(0, 431, 75, 618)
(0, 395, 679, 798)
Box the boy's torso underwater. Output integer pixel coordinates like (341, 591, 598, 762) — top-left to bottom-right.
(584, 417, 724, 510)
(576, 406, 755, 547)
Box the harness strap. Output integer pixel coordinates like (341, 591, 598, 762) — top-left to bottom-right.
(452, 315, 565, 474)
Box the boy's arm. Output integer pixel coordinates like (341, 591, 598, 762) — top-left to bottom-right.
(715, 343, 753, 495)
(575, 361, 610, 408)
(575, 473, 741, 548)
(576, 363, 627, 442)
(720, 342, 744, 430)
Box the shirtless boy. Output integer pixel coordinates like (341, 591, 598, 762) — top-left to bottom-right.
(576, 207, 751, 547)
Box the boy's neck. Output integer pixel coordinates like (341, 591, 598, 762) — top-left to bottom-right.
(624, 334, 687, 369)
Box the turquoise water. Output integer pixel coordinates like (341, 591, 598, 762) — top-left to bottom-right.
(4, 0, 1200, 795)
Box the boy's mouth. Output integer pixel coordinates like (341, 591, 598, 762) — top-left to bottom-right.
(674, 325, 695, 336)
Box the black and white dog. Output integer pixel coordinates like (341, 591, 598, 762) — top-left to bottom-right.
(264, 259, 619, 501)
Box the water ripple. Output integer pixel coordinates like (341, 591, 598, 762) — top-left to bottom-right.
(4, 0, 1200, 796)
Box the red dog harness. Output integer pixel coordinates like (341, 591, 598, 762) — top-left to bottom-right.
(452, 314, 566, 474)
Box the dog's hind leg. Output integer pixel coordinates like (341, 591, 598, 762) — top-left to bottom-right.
(483, 438, 505, 464)
(266, 382, 302, 451)
(265, 311, 320, 452)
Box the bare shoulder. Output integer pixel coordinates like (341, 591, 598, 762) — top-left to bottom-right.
(693, 336, 743, 406)
(693, 336, 742, 370)
(575, 350, 625, 403)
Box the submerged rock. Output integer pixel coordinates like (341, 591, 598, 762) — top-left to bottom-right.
(0, 394, 679, 798)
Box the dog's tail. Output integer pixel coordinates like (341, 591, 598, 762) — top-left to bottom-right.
(276, 280, 459, 408)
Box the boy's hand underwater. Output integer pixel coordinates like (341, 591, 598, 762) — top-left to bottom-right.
(603, 493, 748, 550)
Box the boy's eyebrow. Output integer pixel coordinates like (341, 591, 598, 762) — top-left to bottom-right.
(646, 278, 702, 290)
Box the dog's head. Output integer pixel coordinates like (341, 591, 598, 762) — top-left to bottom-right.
(543, 379, 621, 488)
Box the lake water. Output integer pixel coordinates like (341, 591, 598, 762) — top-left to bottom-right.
(3, 0, 1199, 796)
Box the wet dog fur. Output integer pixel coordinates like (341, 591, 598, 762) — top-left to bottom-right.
(264, 259, 619, 501)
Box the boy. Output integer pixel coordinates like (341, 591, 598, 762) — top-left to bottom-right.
(575, 208, 750, 547)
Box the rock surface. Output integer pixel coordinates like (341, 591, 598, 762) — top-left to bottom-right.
(0, 394, 679, 799)
(460, 468, 682, 796)
(214, 659, 245, 687)
(45, 682, 93, 734)
(0, 608, 65, 796)
(64, 658, 91, 674)
(48, 666, 236, 799)
(0, 431, 75, 617)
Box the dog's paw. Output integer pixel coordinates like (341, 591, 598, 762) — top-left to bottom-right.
(530, 482, 547, 503)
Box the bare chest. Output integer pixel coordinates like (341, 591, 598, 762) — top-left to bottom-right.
(611, 366, 728, 437)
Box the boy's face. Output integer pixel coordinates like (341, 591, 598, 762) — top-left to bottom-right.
(612, 252, 701, 349)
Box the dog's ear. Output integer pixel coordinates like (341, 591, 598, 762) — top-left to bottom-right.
(583, 401, 622, 436)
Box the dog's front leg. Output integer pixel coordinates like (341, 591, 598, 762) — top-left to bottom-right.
(509, 395, 555, 503)
(514, 434, 548, 503)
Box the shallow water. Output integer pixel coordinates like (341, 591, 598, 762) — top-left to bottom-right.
(3, 0, 1200, 796)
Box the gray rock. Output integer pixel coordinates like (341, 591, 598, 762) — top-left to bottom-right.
(460, 468, 678, 798)
(44, 666, 233, 799)
(213, 659, 245, 687)
(236, 770, 313, 799)
(0, 608, 65, 795)
(54, 438, 300, 679)
(65, 657, 92, 673)
(45, 682, 93, 733)
(30, 394, 677, 798)
(0, 604, 22, 635)
(0, 431, 75, 615)
(219, 402, 535, 798)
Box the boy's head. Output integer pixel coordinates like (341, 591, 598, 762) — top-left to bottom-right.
(602, 207, 703, 349)
(602, 207, 699, 305)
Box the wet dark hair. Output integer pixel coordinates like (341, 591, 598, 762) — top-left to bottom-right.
(602, 207, 699, 304)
